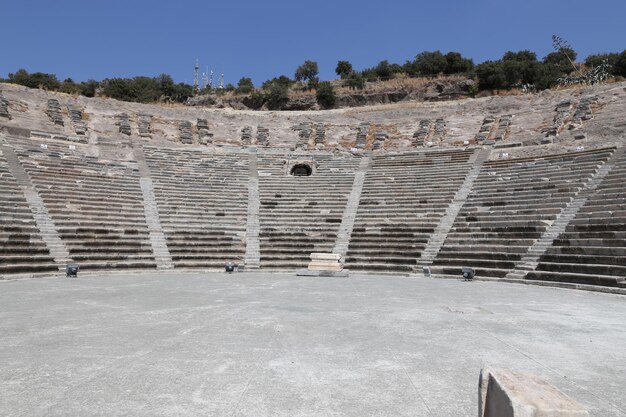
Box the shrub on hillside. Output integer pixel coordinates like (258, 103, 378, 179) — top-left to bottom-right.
(316, 81, 336, 109)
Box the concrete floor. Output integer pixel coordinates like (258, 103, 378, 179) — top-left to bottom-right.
(0, 272, 625, 417)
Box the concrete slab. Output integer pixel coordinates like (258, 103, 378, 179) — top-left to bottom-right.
(0, 272, 625, 417)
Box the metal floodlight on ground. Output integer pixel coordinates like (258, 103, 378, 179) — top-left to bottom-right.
(462, 267, 474, 281)
(225, 262, 235, 273)
(66, 263, 79, 278)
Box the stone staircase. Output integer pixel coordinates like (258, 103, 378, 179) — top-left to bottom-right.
(506, 147, 625, 280)
(134, 144, 173, 270)
(417, 148, 491, 269)
(333, 155, 371, 258)
(1, 142, 70, 269)
(245, 152, 260, 269)
(140, 178, 173, 270)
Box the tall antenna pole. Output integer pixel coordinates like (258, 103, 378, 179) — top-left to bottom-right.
(193, 59, 199, 95)
(219, 69, 225, 89)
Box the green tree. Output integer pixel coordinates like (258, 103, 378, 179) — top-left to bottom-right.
(236, 77, 254, 94)
(171, 82, 193, 102)
(444, 52, 474, 74)
(543, 47, 578, 75)
(585, 53, 619, 71)
(129, 76, 160, 103)
(294, 60, 319, 83)
(373, 60, 393, 80)
(335, 60, 353, 79)
(79, 79, 99, 97)
(614, 50, 626, 77)
(8, 69, 60, 90)
(262, 75, 293, 90)
(501, 50, 539, 86)
(412, 51, 447, 76)
(155, 73, 175, 98)
(475, 61, 507, 90)
(265, 81, 289, 110)
(316, 81, 336, 109)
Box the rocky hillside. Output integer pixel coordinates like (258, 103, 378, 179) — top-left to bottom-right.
(186, 78, 478, 111)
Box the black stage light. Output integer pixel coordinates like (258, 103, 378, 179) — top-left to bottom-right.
(225, 262, 235, 273)
(462, 267, 474, 281)
(66, 263, 79, 277)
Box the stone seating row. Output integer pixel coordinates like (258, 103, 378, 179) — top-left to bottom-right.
(144, 146, 248, 268)
(528, 150, 626, 287)
(432, 148, 613, 278)
(258, 155, 359, 269)
(0, 151, 58, 275)
(8, 137, 156, 271)
(346, 149, 475, 272)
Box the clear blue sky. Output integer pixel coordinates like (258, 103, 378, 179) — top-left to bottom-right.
(2, 0, 625, 86)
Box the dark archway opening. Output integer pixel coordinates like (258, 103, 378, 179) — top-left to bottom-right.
(290, 164, 312, 176)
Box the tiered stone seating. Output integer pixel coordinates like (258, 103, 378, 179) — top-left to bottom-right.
(46, 99, 64, 126)
(8, 137, 156, 271)
(0, 91, 11, 119)
(345, 149, 474, 272)
(256, 126, 269, 146)
(314, 123, 326, 146)
(476, 116, 495, 142)
(241, 126, 252, 145)
(0, 149, 57, 275)
(67, 104, 88, 135)
(258, 155, 360, 269)
(292, 122, 312, 149)
(144, 146, 248, 268)
(116, 113, 131, 135)
(412, 120, 432, 146)
(178, 120, 193, 144)
(356, 123, 369, 149)
(432, 148, 614, 278)
(527, 149, 626, 287)
(543, 100, 572, 138)
(432, 118, 446, 142)
(197, 119, 213, 144)
(137, 113, 152, 138)
(568, 96, 597, 133)
(373, 131, 387, 150)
